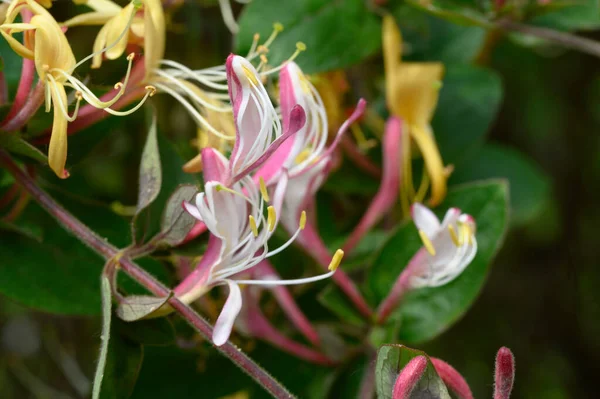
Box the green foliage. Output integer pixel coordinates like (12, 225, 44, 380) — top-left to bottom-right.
(369, 180, 509, 343)
(451, 143, 551, 226)
(236, 0, 382, 73)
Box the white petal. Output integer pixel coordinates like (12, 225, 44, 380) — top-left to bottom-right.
(411, 203, 440, 237)
(212, 280, 243, 346)
(182, 199, 202, 221)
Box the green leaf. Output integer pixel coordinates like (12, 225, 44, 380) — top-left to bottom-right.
(236, 0, 381, 74)
(405, 0, 490, 27)
(451, 143, 551, 226)
(375, 344, 451, 399)
(135, 115, 161, 215)
(159, 184, 198, 246)
(368, 180, 509, 343)
(433, 65, 503, 165)
(531, 0, 600, 31)
(117, 318, 176, 347)
(394, 5, 486, 64)
(99, 328, 143, 399)
(0, 133, 48, 164)
(318, 284, 365, 327)
(115, 294, 172, 321)
(92, 277, 112, 399)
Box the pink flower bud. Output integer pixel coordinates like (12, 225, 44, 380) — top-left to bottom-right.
(494, 347, 515, 399)
(392, 355, 427, 399)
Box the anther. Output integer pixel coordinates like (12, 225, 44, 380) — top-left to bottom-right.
(273, 22, 284, 32)
(267, 206, 276, 232)
(249, 215, 258, 237)
(328, 249, 344, 271)
(418, 230, 436, 256)
(145, 85, 157, 96)
(75, 91, 83, 100)
(127, 52, 135, 61)
(296, 42, 306, 52)
(114, 82, 124, 90)
(448, 225, 460, 247)
(299, 211, 306, 230)
(259, 177, 270, 202)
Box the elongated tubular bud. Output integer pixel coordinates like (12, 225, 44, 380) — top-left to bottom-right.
(392, 356, 427, 399)
(430, 357, 474, 399)
(494, 347, 515, 399)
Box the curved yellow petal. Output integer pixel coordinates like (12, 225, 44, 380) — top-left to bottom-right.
(62, 11, 118, 27)
(392, 63, 443, 126)
(30, 14, 76, 82)
(143, 0, 166, 77)
(0, 28, 35, 59)
(75, 0, 123, 14)
(382, 14, 402, 113)
(410, 124, 447, 206)
(48, 83, 69, 179)
(104, 3, 133, 60)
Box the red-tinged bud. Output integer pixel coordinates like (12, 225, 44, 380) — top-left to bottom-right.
(431, 358, 474, 399)
(494, 347, 515, 399)
(392, 356, 427, 399)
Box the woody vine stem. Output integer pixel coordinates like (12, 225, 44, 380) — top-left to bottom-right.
(0, 150, 293, 399)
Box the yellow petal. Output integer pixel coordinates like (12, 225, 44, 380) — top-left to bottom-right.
(182, 153, 203, 173)
(391, 62, 443, 126)
(62, 11, 119, 27)
(0, 28, 35, 59)
(143, 0, 166, 77)
(91, 21, 110, 68)
(382, 14, 402, 113)
(104, 3, 133, 60)
(30, 14, 76, 82)
(410, 124, 447, 206)
(76, 0, 123, 14)
(48, 83, 69, 179)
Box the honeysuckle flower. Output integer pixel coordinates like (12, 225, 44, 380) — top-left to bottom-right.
(383, 15, 450, 209)
(0, 0, 154, 177)
(172, 160, 341, 345)
(375, 203, 477, 322)
(409, 203, 477, 288)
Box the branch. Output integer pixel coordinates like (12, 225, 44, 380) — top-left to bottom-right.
(0, 150, 294, 399)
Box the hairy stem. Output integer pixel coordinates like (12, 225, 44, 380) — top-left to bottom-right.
(0, 150, 294, 399)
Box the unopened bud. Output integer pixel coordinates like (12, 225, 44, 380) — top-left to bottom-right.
(494, 347, 515, 399)
(392, 356, 427, 399)
(431, 357, 474, 399)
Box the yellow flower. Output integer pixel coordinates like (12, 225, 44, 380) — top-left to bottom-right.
(383, 14, 450, 209)
(1, 0, 154, 178)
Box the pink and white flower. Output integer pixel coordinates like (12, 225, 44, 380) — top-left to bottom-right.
(409, 203, 478, 288)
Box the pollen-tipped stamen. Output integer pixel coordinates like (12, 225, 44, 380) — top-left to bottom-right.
(267, 206, 276, 232)
(249, 215, 259, 237)
(448, 224, 460, 247)
(419, 229, 436, 256)
(328, 249, 344, 271)
(259, 177, 270, 202)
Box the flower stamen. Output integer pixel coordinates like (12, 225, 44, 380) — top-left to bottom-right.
(418, 229, 436, 256)
(249, 215, 259, 237)
(259, 177, 270, 203)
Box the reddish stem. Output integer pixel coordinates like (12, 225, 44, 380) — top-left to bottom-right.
(1, 81, 45, 132)
(340, 136, 382, 179)
(0, 150, 294, 399)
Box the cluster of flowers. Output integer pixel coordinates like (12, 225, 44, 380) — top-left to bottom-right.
(0, 1, 479, 352)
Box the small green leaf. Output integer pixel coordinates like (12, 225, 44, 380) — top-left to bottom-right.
(318, 284, 365, 327)
(92, 276, 112, 399)
(434, 65, 503, 165)
(375, 344, 451, 399)
(136, 115, 161, 214)
(115, 294, 171, 322)
(368, 180, 509, 343)
(160, 184, 198, 246)
(236, 0, 382, 73)
(0, 133, 48, 164)
(531, 0, 600, 31)
(451, 143, 551, 226)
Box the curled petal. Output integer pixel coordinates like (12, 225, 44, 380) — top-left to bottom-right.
(48, 83, 69, 178)
(201, 147, 228, 183)
(411, 202, 441, 237)
(213, 280, 242, 346)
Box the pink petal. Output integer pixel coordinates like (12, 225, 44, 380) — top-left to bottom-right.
(201, 147, 228, 183)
